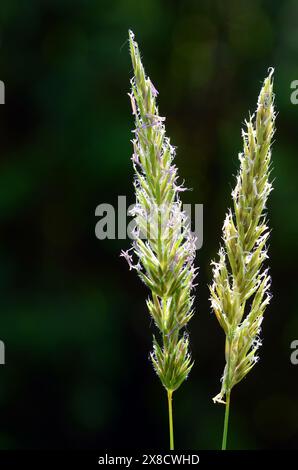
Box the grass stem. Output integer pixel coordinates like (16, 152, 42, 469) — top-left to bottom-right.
(222, 390, 231, 450)
(167, 390, 174, 450)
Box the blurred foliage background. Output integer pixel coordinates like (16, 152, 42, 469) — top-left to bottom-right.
(0, 0, 297, 450)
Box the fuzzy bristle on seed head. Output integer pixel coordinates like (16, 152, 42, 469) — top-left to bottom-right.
(122, 31, 197, 392)
(210, 69, 275, 404)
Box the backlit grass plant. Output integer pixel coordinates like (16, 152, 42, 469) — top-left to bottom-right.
(210, 69, 275, 450)
(121, 31, 197, 450)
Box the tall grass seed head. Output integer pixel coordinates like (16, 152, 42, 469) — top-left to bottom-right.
(121, 30, 198, 393)
(210, 69, 275, 404)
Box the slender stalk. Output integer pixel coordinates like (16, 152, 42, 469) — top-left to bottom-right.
(210, 70, 275, 448)
(221, 390, 231, 450)
(122, 30, 197, 449)
(221, 336, 232, 450)
(167, 390, 174, 450)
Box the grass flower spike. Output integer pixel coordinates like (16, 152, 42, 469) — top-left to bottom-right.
(121, 30, 197, 450)
(210, 69, 275, 449)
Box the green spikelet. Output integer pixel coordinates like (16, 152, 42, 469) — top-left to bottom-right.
(121, 31, 197, 449)
(210, 69, 275, 405)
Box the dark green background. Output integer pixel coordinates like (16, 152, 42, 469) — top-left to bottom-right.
(0, 0, 297, 449)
